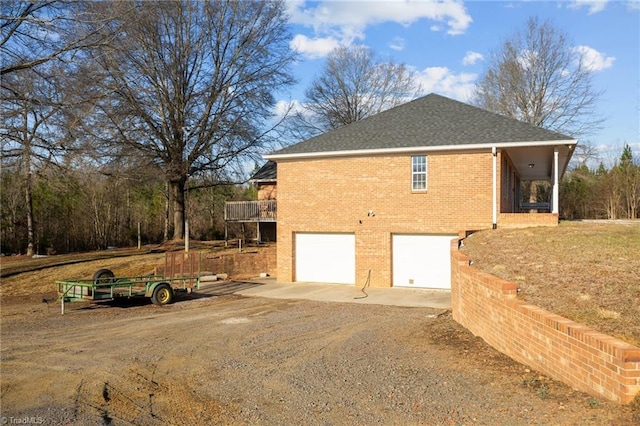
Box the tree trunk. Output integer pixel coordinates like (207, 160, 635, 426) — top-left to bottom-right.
(164, 181, 170, 242)
(170, 178, 186, 240)
(528, 181, 538, 203)
(526, 181, 538, 212)
(25, 170, 35, 256)
(22, 109, 35, 256)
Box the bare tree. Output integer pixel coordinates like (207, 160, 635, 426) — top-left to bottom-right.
(1, 65, 69, 255)
(0, 0, 108, 76)
(472, 16, 604, 138)
(472, 16, 605, 205)
(80, 0, 295, 240)
(294, 45, 422, 136)
(1, 1, 117, 255)
(598, 165, 622, 219)
(569, 140, 600, 169)
(0, 164, 24, 253)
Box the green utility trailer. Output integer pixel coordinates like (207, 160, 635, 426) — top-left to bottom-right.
(56, 268, 201, 314)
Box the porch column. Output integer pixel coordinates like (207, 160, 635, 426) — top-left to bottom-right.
(492, 147, 497, 229)
(552, 147, 559, 214)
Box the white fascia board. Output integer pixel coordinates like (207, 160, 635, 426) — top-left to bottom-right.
(264, 139, 578, 161)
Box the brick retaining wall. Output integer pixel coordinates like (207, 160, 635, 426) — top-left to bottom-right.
(159, 246, 277, 280)
(200, 245, 277, 279)
(451, 239, 640, 404)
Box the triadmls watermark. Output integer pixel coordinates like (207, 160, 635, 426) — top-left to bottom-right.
(1, 417, 45, 425)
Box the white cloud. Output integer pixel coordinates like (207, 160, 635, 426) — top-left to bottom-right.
(273, 100, 297, 120)
(271, 99, 312, 124)
(575, 45, 615, 72)
(567, 0, 608, 14)
(593, 142, 640, 168)
(414, 66, 477, 101)
(288, 0, 472, 58)
(389, 36, 405, 51)
(289, 0, 471, 34)
(290, 34, 341, 59)
(462, 51, 483, 66)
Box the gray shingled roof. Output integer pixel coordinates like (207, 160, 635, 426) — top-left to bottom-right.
(269, 93, 573, 157)
(250, 160, 276, 181)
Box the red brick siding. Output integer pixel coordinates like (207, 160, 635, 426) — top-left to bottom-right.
(499, 213, 559, 228)
(276, 152, 495, 286)
(451, 239, 640, 404)
(257, 183, 277, 201)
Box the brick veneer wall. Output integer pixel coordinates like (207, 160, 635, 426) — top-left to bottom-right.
(451, 239, 640, 404)
(276, 152, 495, 286)
(499, 212, 559, 228)
(257, 183, 277, 201)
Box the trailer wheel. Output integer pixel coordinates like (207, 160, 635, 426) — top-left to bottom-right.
(93, 269, 115, 285)
(151, 283, 173, 306)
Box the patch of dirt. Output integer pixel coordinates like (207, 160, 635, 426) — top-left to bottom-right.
(461, 221, 640, 345)
(1, 292, 638, 425)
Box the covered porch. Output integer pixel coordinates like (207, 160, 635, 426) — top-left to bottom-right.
(495, 143, 575, 228)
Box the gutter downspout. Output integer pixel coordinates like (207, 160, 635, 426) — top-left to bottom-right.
(552, 147, 559, 214)
(492, 147, 497, 229)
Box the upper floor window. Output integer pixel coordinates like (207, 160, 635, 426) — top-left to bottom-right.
(412, 155, 427, 191)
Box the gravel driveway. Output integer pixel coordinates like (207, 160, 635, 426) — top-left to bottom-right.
(1, 290, 637, 425)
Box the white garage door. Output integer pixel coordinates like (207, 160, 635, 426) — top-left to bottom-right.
(392, 234, 456, 289)
(295, 233, 355, 284)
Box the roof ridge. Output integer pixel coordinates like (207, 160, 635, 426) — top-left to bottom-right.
(270, 93, 574, 157)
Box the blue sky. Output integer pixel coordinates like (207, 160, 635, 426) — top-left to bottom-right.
(278, 0, 640, 164)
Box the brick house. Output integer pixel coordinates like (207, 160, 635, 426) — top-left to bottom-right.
(263, 93, 577, 289)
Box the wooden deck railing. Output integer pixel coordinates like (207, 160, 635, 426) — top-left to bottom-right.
(224, 200, 277, 222)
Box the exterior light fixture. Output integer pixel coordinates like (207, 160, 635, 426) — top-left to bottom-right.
(528, 163, 535, 168)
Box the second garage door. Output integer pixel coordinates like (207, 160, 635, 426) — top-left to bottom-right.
(392, 234, 456, 289)
(295, 233, 356, 284)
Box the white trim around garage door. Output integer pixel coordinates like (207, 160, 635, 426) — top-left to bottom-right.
(392, 234, 457, 289)
(295, 233, 356, 284)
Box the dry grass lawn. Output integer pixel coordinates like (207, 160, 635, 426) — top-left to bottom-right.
(0, 241, 240, 297)
(0, 252, 168, 297)
(461, 220, 640, 346)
